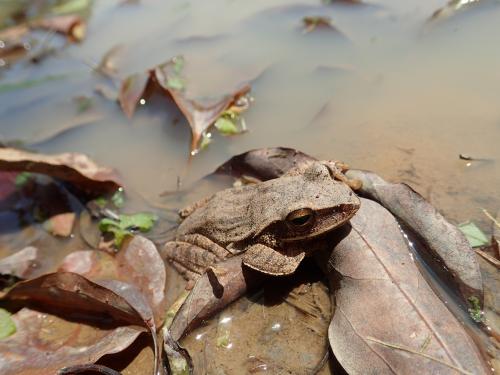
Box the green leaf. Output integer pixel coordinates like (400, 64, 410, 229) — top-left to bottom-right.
(0, 308, 16, 339)
(467, 296, 484, 323)
(99, 212, 158, 247)
(214, 117, 239, 135)
(458, 221, 489, 247)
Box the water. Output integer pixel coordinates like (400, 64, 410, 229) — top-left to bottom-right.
(1, 0, 498, 226)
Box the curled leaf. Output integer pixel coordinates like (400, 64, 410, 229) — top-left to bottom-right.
(0, 148, 122, 195)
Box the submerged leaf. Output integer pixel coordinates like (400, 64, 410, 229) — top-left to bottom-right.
(99, 212, 158, 246)
(118, 56, 252, 155)
(0, 308, 16, 339)
(458, 221, 490, 248)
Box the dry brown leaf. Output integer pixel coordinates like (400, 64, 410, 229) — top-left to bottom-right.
(0, 148, 122, 195)
(0, 308, 142, 375)
(346, 168, 483, 303)
(59, 236, 167, 326)
(319, 198, 489, 374)
(0, 272, 163, 374)
(118, 72, 150, 119)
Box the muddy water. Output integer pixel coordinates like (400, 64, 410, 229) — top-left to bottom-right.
(1, 0, 498, 228)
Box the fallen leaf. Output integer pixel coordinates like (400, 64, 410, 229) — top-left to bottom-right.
(0, 308, 142, 375)
(346, 169, 484, 304)
(59, 236, 167, 326)
(458, 221, 490, 248)
(0, 246, 39, 279)
(0, 272, 162, 374)
(42, 212, 76, 237)
(96, 44, 123, 78)
(30, 14, 86, 42)
(99, 212, 158, 246)
(166, 254, 264, 341)
(118, 56, 252, 155)
(319, 198, 489, 374)
(0, 148, 122, 195)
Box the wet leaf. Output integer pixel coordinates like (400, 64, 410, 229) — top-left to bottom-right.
(346, 169, 484, 303)
(0, 148, 122, 195)
(165, 254, 264, 341)
(0, 308, 16, 339)
(0, 246, 39, 279)
(458, 221, 490, 248)
(96, 44, 123, 78)
(0, 308, 142, 375)
(59, 236, 167, 325)
(118, 56, 252, 155)
(318, 198, 489, 374)
(111, 188, 125, 208)
(99, 212, 157, 246)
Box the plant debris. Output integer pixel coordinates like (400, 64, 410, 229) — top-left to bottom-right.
(0, 148, 122, 195)
(118, 56, 252, 155)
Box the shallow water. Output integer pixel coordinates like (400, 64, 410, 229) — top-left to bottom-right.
(1, 0, 498, 227)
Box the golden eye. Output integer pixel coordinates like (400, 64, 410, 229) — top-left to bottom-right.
(286, 208, 315, 228)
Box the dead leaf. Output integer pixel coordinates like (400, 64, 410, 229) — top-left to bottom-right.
(42, 212, 75, 237)
(118, 56, 252, 155)
(96, 44, 123, 78)
(0, 272, 163, 375)
(302, 16, 335, 33)
(30, 14, 86, 42)
(0, 148, 122, 195)
(166, 254, 264, 341)
(59, 236, 167, 326)
(346, 169, 484, 304)
(0, 246, 39, 279)
(0, 308, 142, 375)
(319, 198, 489, 374)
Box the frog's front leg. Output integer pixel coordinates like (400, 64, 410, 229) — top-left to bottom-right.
(162, 233, 231, 282)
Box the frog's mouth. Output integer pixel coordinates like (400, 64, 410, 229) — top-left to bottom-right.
(281, 203, 359, 242)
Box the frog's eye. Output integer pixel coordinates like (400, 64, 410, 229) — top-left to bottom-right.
(286, 208, 315, 228)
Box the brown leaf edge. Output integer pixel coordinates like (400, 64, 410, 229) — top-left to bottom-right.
(0, 147, 122, 196)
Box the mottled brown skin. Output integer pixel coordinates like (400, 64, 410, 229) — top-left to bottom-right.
(163, 162, 360, 281)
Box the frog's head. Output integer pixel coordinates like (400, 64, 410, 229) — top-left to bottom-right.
(253, 162, 360, 242)
(281, 162, 360, 241)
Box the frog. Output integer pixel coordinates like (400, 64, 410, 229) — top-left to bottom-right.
(162, 161, 360, 281)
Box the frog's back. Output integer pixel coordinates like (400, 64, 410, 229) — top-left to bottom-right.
(177, 184, 256, 245)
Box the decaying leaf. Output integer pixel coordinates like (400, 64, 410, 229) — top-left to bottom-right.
(346, 169, 484, 304)
(166, 254, 264, 341)
(118, 56, 252, 155)
(59, 236, 167, 326)
(0, 148, 122, 195)
(0, 308, 142, 375)
(319, 198, 489, 375)
(0, 246, 39, 279)
(0, 271, 161, 375)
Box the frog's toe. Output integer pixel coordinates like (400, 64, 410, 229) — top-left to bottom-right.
(242, 244, 305, 276)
